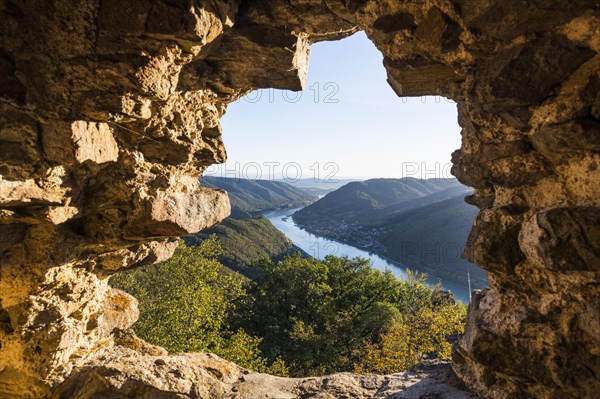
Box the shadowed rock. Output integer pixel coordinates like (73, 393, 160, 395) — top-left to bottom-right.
(1, 1, 599, 398)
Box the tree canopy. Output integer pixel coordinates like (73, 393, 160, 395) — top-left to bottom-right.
(111, 238, 467, 377)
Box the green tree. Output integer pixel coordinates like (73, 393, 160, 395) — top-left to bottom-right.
(112, 238, 467, 378)
(236, 255, 467, 376)
(354, 274, 467, 374)
(110, 236, 287, 375)
(239, 255, 409, 376)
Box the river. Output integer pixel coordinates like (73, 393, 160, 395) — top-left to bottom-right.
(264, 207, 472, 303)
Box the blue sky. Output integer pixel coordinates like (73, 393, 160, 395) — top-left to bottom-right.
(206, 31, 460, 180)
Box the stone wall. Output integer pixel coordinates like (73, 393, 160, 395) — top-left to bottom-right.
(1, 1, 598, 398)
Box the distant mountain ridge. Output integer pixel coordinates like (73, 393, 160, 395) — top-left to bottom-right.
(294, 178, 466, 225)
(275, 178, 361, 196)
(293, 178, 487, 290)
(202, 176, 317, 214)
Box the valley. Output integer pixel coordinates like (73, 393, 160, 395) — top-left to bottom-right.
(195, 176, 487, 302)
(188, 176, 316, 277)
(293, 178, 487, 291)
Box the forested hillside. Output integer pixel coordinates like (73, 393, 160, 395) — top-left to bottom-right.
(293, 178, 466, 225)
(185, 217, 298, 277)
(202, 176, 316, 213)
(112, 177, 472, 377)
(293, 178, 486, 289)
(376, 194, 485, 287)
(111, 240, 467, 377)
(189, 176, 316, 273)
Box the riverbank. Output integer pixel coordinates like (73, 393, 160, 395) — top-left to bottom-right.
(293, 213, 486, 290)
(264, 207, 473, 303)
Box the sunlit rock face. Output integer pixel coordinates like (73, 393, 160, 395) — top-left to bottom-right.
(1, 1, 599, 398)
(51, 355, 473, 399)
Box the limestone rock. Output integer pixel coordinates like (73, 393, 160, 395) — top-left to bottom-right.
(52, 349, 476, 399)
(41, 121, 119, 165)
(1, 1, 599, 398)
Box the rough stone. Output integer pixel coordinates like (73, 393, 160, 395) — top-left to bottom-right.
(41, 121, 119, 165)
(52, 351, 475, 399)
(1, 1, 599, 399)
